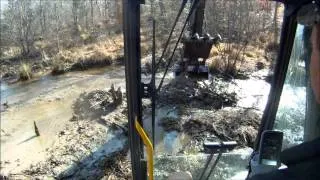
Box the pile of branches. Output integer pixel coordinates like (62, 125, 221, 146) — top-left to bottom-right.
(183, 108, 260, 147)
(72, 84, 123, 121)
(158, 76, 237, 109)
(159, 108, 260, 147)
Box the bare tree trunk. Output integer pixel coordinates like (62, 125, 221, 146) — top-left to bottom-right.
(39, 0, 44, 36)
(116, 0, 122, 29)
(18, 1, 26, 54)
(90, 0, 94, 27)
(95, 0, 101, 18)
(18, 0, 33, 55)
(38, 0, 47, 37)
(84, 1, 88, 30)
(43, 2, 46, 35)
(273, 2, 280, 43)
(158, 0, 165, 16)
(72, 0, 79, 33)
(104, 0, 108, 17)
(54, 2, 60, 51)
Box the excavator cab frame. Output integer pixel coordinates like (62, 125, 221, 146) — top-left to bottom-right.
(122, 0, 320, 179)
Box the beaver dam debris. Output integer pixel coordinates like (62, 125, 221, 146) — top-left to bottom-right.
(183, 108, 260, 147)
(158, 76, 237, 109)
(158, 76, 262, 149)
(72, 84, 123, 121)
(159, 108, 260, 148)
(159, 117, 183, 132)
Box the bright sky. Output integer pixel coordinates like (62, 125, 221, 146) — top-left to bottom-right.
(0, 0, 8, 18)
(0, 0, 8, 10)
(0, 0, 8, 8)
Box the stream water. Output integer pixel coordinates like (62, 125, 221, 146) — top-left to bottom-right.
(1, 66, 125, 106)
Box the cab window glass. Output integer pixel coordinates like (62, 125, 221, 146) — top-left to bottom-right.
(274, 22, 320, 149)
(274, 25, 306, 149)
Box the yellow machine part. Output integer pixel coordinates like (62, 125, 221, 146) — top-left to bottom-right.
(135, 117, 154, 180)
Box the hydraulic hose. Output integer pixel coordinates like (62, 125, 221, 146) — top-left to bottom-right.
(155, 0, 188, 72)
(157, 0, 201, 92)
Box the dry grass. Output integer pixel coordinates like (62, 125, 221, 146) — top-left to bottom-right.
(209, 47, 219, 57)
(265, 42, 279, 52)
(80, 33, 95, 44)
(208, 58, 224, 74)
(34, 40, 48, 50)
(0, 46, 21, 58)
(51, 35, 123, 74)
(256, 32, 275, 49)
(244, 51, 256, 58)
(243, 46, 264, 60)
(19, 63, 33, 80)
(56, 35, 123, 62)
(141, 42, 150, 56)
(51, 60, 66, 75)
(208, 41, 269, 76)
(207, 43, 245, 76)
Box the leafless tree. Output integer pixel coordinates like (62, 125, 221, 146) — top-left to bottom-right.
(0, 0, 280, 60)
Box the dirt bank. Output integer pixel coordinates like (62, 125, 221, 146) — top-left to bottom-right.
(0, 36, 124, 84)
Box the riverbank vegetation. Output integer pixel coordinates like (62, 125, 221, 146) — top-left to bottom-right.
(0, 0, 282, 83)
(0, 0, 125, 83)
